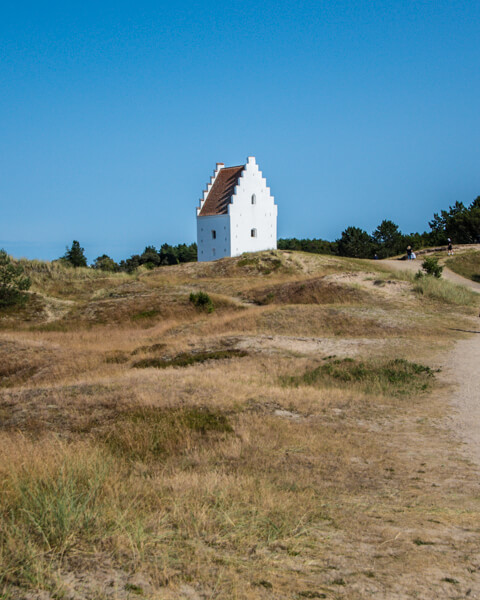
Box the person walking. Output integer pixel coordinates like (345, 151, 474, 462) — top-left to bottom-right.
(407, 246, 412, 260)
(447, 238, 453, 256)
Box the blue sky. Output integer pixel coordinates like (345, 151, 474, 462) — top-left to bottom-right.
(1, 0, 479, 262)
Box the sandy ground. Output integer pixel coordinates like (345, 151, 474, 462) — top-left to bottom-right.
(382, 257, 480, 464)
(382, 255, 480, 293)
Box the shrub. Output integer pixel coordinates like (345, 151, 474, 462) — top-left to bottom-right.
(0, 250, 31, 307)
(419, 257, 443, 278)
(189, 291, 214, 313)
(92, 254, 118, 272)
(282, 357, 436, 396)
(62, 240, 87, 268)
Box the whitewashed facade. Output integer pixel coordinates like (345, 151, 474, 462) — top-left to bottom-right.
(196, 156, 277, 262)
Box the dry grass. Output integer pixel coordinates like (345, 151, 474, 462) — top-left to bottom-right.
(446, 249, 480, 283)
(1, 251, 480, 599)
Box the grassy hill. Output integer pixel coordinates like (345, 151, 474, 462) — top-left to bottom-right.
(1, 250, 479, 599)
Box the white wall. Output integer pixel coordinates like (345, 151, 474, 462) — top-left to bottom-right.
(228, 156, 277, 257)
(196, 156, 277, 262)
(196, 214, 230, 262)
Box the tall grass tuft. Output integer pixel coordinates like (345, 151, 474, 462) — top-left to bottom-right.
(398, 270, 478, 306)
(0, 438, 113, 587)
(412, 274, 478, 305)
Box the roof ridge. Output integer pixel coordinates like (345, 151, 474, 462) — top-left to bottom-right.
(198, 164, 245, 217)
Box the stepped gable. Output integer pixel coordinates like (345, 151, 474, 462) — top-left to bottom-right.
(198, 165, 244, 216)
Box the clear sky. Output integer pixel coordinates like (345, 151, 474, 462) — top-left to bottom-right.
(1, 0, 479, 262)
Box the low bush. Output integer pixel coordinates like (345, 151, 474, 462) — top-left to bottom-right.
(189, 291, 214, 313)
(0, 250, 31, 307)
(417, 257, 443, 278)
(282, 357, 436, 396)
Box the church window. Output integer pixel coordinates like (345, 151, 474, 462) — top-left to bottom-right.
(251, 194, 256, 204)
(211, 230, 216, 239)
(251, 228, 257, 238)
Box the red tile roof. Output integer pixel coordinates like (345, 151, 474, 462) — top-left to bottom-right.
(198, 165, 244, 216)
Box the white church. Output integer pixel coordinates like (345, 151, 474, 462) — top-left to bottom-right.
(196, 156, 278, 262)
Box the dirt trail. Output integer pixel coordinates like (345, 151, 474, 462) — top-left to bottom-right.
(382, 258, 480, 464)
(441, 333, 480, 464)
(381, 256, 480, 293)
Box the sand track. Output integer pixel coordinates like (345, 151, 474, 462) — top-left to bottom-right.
(381, 257, 480, 464)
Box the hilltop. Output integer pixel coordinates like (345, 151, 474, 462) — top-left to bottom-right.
(1, 249, 480, 599)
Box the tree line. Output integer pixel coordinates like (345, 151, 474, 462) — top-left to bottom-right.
(279, 196, 480, 259)
(59, 195, 480, 269)
(60, 242, 198, 271)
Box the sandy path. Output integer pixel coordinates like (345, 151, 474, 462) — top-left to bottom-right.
(381, 257, 480, 463)
(381, 257, 480, 293)
(441, 333, 480, 464)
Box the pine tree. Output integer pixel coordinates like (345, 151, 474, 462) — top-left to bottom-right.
(63, 240, 87, 267)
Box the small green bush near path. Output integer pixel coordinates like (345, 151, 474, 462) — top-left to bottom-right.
(0, 249, 31, 307)
(416, 257, 443, 279)
(282, 357, 436, 396)
(189, 291, 214, 313)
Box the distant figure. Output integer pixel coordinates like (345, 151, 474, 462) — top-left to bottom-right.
(406, 246, 412, 260)
(447, 238, 453, 256)
(374, 253, 379, 260)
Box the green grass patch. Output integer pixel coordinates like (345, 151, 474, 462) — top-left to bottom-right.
(0, 444, 114, 588)
(282, 357, 436, 396)
(395, 269, 478, 306)
(131, 309, 160, 320)
(131, 349, 247, 369)
(237, 253, 284, 274)
(446, 250, 480, 283)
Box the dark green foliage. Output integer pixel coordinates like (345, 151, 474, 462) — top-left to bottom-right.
(0, 250, 31, 307)
(158, 243, 179, 266)
(429, 197, 480, 244)
(335, 226, 374, 258)
(277, 238, 336, 255)
(62, 241, 87, 268)
(419, 257, 443, 278)
(189, 291, 214, 313)
(132, 349, 247, 369)
(140, 245, 161, 268)
(283, 357, 435, 396)
(118, 243, 197, 272)
(372, 220, 404, 258)
(92, 254, 118, 272)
